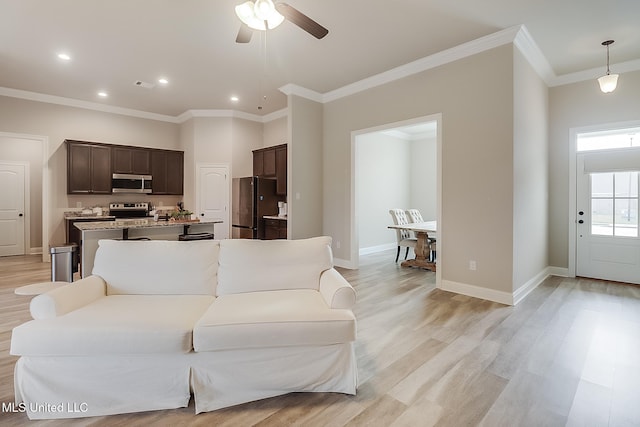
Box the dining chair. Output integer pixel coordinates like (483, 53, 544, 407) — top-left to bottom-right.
(406, 208, 436, 262)
(389, 209, 417, 262)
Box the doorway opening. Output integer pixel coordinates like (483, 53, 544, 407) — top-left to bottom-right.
(350, 114, 442, 280)
(0, 132, 49, 261)
(570, 123, 640, 284)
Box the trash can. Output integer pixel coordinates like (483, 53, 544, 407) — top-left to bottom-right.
(178, 233, 214, 241)
(49, 243, 78, 282)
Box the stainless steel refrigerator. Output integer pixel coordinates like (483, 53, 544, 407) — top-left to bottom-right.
(232, 177, 280, 239)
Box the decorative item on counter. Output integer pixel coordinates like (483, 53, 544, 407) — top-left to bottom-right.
(169, 202, 196, 222)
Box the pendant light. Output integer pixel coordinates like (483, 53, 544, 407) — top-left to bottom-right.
(597, 40, 619, 93)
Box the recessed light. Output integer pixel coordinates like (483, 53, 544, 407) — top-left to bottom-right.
(57, 53, 71, 61)
(230, 96, 239, 102)
(97, 91, 108, 98)
(158, 78, 169, 85)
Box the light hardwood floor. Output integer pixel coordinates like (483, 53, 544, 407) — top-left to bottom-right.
(1, 251, 639, 426)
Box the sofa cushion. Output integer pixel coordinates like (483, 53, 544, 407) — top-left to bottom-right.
(10, 295, 214, 356)
(193, 289, 356, 352)
(92, 239, 219, 295)
(217, 236, 333, 296)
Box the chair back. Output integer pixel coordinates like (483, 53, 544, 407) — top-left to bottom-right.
(389, 209, 412, 241)
(406, 209, 423, 224)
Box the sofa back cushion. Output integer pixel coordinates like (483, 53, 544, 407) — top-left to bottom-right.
(217, 236, 333, 296)
(92, 239, 219, 295)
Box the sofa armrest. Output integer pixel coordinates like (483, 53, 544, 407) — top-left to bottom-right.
(30, 275, 107, 320)
(319, 268, 356, 309)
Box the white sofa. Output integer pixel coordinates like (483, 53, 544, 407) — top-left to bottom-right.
(10, 236, 357, 420)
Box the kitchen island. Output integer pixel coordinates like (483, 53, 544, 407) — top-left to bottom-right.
(75, 219, 222, 277)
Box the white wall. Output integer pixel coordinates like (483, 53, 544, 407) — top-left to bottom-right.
(0, 134, 43, 250)
(0, 95, 180, 247)
(410, 136, 437, 220)
(289, 95, 323, 239)
(356, 132, 411, 251)
(549, 69, 640, 269)
(263, 116, 287, 148)
(322, 45, 515, 296)
(512, 47, 549, 295)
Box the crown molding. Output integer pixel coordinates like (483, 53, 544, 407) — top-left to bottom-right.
(0, 86, 180, 123)
(322, 25, 523, 103)
(176, 108, 287, 124)
(0, 87, 286, 125)
(5, 24, 639, 124)
(279, 84, 324, 103)
(513, 25, 555, 84)
(549, 58, 640, 87)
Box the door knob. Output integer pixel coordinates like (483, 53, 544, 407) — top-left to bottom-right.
(578, 219, 584, 224)
(578, 211, 584, 215)
(18, 213, 23, 217)
(201, 213, 205, 217)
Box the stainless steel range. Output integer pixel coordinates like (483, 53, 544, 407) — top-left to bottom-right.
(108, 202, 149, 219)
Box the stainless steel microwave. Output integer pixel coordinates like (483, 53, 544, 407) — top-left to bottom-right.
(111, 173, 152, 194)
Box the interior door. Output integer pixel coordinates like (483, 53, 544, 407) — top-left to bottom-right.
(576, 152, 640, 284)
(197, 164, 229, 240)
(0, 162, 26, 256)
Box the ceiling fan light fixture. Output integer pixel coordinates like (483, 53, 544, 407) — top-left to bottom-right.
(235, 0, 283, 31)
(598, 40, 619, 93)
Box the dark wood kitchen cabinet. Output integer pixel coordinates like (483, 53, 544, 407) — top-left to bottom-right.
(151, 149, 184, 195)
(253, 143, 287, 195)
(264, 218, 287, 240)
(275, 145, 287, 195)
(66, 140, 112, 194)
(112, 146, 151, 175)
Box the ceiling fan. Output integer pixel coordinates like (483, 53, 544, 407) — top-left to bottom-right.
(234, 0, 328, 43)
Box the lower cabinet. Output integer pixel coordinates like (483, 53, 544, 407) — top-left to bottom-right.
(264, 219, 287, 240)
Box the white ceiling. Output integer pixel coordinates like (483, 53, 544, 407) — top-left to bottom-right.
(1, 0, 639, 118)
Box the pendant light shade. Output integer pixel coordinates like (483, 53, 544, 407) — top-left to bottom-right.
(235, 0, 284, 31)
(598, 73, 619, 93)
(598, 40, 618, 93)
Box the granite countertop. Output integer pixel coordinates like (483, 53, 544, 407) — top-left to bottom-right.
(74, 218, 222, 231)
(65, 214, 116, 220)
(263, 215, 287, 220)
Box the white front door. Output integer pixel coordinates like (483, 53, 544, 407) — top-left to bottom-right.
(0, 162, 26, 256)
(196, 164, 229, 240)
(576, 152, 640, 284)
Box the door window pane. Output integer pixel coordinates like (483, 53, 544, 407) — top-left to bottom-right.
(614, 172, 638, 197)
(592, 173, 613, 197)
(615, 199, 638, 237)
(592, 198, 613, 235)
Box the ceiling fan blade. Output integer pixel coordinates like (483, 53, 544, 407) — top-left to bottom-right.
(236, 23, 253, 43)
(275, 3, 328, 39)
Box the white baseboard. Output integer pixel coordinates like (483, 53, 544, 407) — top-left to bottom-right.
(547, 266, 569, 277)
(359, 242, 396, 256)
(29, 247, 43, 255)
(440, 266, 561, 306)
(334, 258, 357, 270)
(439, 280, 514, 305)
(513, 267, 549, 305)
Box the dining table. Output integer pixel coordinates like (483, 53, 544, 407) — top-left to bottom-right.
(387, 220, 437, 271)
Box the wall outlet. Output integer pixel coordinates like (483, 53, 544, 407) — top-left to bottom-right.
(469, 260, 477, 271)
(76, 201, 82, 208)
(336, 241, 341, 249)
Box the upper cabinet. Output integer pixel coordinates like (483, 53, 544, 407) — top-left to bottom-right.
(66, 140, 184, 195)
(253, 143, 287, 196)
(112, 147, 151, 175)
(67, 140, 112, 194)
(151, 150, 184, 195)
(275, 145, 287, 196)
